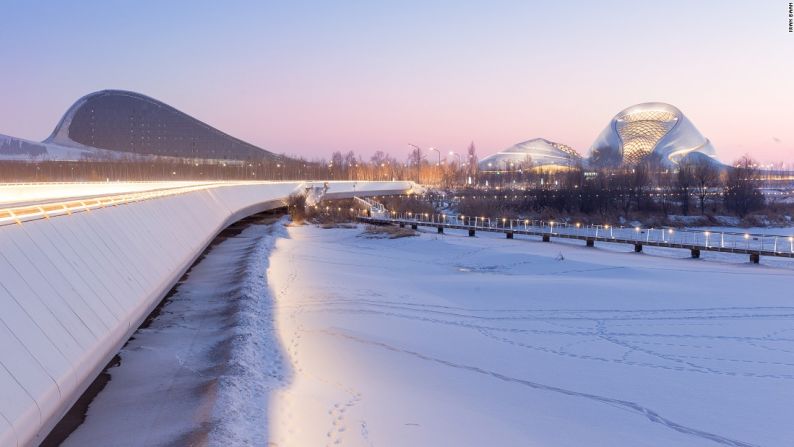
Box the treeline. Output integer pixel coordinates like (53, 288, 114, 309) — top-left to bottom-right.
(459, 156, 771, 220)
(0, 140, 485, 184)
(0, 156, 405, 183)
(0, 146, 478, 184)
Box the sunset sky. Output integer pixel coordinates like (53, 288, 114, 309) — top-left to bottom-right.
(1, 1, 791, 163)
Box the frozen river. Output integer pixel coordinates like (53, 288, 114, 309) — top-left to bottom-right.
(267, 224, 794, 446)
(61, 221, 794, 446)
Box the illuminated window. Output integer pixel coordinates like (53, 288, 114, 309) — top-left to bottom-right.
(616, 111, 677, 165)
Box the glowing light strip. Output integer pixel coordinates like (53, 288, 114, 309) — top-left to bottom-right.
(0, 183, 249, 227)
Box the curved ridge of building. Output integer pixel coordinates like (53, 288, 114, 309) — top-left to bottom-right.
(479, 138, 582, 171)
(45, 90, 275, 161)
(588, 102, 718, 168)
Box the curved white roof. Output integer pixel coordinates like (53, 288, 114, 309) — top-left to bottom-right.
(479, 138, 582, 170)
(589, 102, 719, 168)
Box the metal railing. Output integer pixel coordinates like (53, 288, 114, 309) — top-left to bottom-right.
(359, 211, 794, 259)
(0, 182, 242, 227)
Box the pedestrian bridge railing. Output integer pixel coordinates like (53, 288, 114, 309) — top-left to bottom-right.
(358, 212, 794, 263)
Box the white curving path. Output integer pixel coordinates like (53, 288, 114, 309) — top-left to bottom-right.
(0, 180, 415, 447)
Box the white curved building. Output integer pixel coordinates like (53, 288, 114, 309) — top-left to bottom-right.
(588, 102, 719, 168)
(479, 138, 582, 171)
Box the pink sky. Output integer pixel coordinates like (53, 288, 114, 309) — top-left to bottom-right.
(1, 1, 792, 164)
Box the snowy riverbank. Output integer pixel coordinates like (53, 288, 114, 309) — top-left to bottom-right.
(267, 224, 794, 446)
(58, 216, 289, 446)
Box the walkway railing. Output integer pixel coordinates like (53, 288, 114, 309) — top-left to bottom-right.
(0, 182, 232, 227)
(358, 212, 794, 263)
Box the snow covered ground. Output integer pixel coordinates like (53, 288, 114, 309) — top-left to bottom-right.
(267, 224, 794, 447)
(57, 220, 794, 447)
(59, 217, 289, 446)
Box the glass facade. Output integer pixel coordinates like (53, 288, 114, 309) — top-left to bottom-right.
(48, 90, 273, 160)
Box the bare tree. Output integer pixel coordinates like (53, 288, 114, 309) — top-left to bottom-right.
(630, 162, 651, 211)
(691, 157, 720, 214)
(466, 141, 478, 180)
(330, 151, 344, 179)
(676, 162, 694, 216)
(724, 155, 764, 217)
(344, 150, 357, 180)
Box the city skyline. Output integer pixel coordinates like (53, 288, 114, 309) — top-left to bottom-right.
(1, 1, 792, 163)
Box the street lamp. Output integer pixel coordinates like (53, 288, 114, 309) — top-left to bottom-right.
(428, 147, 441, 166)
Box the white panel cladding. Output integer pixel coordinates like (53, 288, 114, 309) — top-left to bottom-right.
(0, 358, 38, 447)
(0, 412, 16, 447)
(0, 321, 60, 437)
(13, 229, 110, 339)
(0, 180, 414, 447)
(0, 233, 97, 351)
(19, 222, 120, 329)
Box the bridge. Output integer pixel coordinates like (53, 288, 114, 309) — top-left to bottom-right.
(358, 213, 794, 264)
(0, 180, 415, 447)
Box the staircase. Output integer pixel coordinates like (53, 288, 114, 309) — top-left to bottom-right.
(354, 196, 387, 218)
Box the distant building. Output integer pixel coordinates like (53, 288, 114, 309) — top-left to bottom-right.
(46, 90, 275, 161)
(589, 102, 719, 168)
(479, 138, 582, 172)
(479, 102, 722, 173)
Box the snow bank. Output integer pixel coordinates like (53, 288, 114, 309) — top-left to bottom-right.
(61, 218, 291, 446)
(208, 220, 289, 445)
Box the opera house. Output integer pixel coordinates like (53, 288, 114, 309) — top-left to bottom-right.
(479, 138, 582, 172)
(480, 102, 721, 172)
(588, 102, 718, 168)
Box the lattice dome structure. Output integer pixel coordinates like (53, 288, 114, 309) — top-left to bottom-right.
(589, 102, 719, 168)
(479, 138, 582, 172)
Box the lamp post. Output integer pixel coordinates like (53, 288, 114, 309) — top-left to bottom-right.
(408, 143, 423, 183)
(449, 151, 464, 187)
(428, 147, 441, 166)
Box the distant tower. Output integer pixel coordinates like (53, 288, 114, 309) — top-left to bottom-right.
(466, 141, 479, 178)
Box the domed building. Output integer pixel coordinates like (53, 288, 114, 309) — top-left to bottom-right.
(588, 102, 719, 168)
(46, 90, 275, 161)
(479, 138, 582, 172)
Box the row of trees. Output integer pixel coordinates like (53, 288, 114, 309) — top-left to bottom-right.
(326, 142, 480, 185)
(457, 156, 768, 219)
(0, 143, 482, 184)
